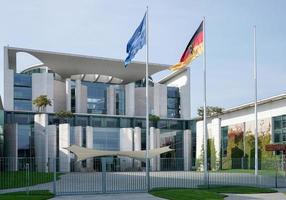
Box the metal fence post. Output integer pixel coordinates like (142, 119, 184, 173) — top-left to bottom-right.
(53, 158, 57, 195)
(26, 163, 30, 195)
(102, 157, 106, 193)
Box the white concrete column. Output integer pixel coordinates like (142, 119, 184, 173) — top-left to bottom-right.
(154, 83, 167, 118)
(107, 85, 116, 115)
(65, 79, 71, 111)
(150, 127, 160, 171)
(212, 118, 221, 170)
(47, 125, 57, 172)
(75, 80, 81, 113)
(32, 73, 54, 113)
(196, 120, 204, 170)
(180, 67, 191, 119)
(4, 124, 18, 171)
(86, 126, 93, 171)
(74, 126, 83, 171)
(3, 46, 14, 111)
(183, 129, 192, 171)
(134, 127, 142, 169)
(34, 114, 49, 172)
(120, 128, 133, 171)
(134, 127, 141, 151)
(59, 123, 70, 172)
(75, 80, 87, 113)
(125, 83, 135, 116)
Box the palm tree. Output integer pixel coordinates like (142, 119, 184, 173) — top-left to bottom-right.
(33, 95, 52, 112)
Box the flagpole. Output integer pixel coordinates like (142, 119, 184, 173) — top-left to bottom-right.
(145, 6, 150, 191)
(203, 17, 208, 183)
(254, 25, 258, 176)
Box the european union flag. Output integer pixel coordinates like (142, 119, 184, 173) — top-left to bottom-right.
(124, 13, 146, 67)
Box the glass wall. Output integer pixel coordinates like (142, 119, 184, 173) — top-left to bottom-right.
(221, 126, 228, 158)
(83, 82, 108, 114)
(14, 73, 32, 111)
(93, 128, 120, 151)
(160, 129, 184, 171)
(115, 86, 125, 115)
(167, 87, 180, 118)
(17, 124, 34, 157)
(273, 115, 286, 143)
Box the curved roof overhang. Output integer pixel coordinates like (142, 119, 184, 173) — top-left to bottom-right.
(8, 47, 168, 84)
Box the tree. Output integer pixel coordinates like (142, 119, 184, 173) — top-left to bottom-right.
(33, 95, 52, 112)
(197, 106, 224, 118)
(55, 111, 74, 123)
(149, 114, 160, 128)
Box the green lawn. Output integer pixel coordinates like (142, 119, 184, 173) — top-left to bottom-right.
(0, 190, 54, 200)
(0, 172, 62, 189)
(150, 186, 277, 200)
(217, 169, 285, 176)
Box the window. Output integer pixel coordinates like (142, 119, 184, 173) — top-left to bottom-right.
(14, 100, 32, 111)
(14, 73, 32, 111)
(82, 82, 108, 114)
(221, 126, 228, 157)
(14, 87, 32, 100)
(167, 87, 180, 118)
(93, 128, 120, 151)
(273, 115, 286, 143)
(115, 87, 125, 115)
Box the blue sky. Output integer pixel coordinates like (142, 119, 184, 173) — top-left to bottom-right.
(0, 0, 286, 117)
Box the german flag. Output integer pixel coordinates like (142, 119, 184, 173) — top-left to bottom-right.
(170, 21, 204, 71)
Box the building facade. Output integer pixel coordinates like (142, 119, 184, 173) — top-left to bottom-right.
(2, 46, 194, 172)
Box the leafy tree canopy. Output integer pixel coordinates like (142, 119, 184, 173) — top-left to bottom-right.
(197, 106, 224, 118)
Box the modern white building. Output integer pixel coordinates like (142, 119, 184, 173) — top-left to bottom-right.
(2, 46, 285, 173)
(1, 46, 193, 172)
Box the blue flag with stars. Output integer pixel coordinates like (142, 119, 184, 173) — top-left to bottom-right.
(124, 13, 146, 67)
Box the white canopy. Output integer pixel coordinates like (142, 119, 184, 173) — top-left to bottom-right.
(65, 145, 174, 161)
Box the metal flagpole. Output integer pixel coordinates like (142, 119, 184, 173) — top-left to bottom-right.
(203, 17, 208, 183)
(145, 6, 150, 191)
(254, 25, 258, 176)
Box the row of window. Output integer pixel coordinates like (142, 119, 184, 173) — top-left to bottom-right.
(14, 73, 32, 111)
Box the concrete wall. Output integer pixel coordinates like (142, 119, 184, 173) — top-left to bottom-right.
(65, 79, 71, 111)
(125, 83, 135, 116)
(74, 126, 83, 171)
(135, 87, 154, 116)
(107, 85, 116, 115)
(150, 127, 160, 171)
(3, 47, 14, 111)
(183, 129, 192, 171)
(59, 124, 70, 172)
(34, 114, 49, 172)
(86, 126, 93, 170)
(53, 80, 66, 112)
(154, 83, 167, 118)
(120, 128, 133, 170)
(32, 73, 54, 113)
(75, 80, 87, 113)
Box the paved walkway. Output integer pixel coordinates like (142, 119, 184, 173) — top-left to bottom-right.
(50, 193, 165, 200)
(224, 193, 286, 200)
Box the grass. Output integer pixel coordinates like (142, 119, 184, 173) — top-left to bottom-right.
(150, 186, 277, 200)
(0, 172, 62, 189)
(216, 169, 285, 176)
(0, 190, 54, 200)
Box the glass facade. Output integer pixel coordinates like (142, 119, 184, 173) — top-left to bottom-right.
(115, 86, 125, 115)
(14, 73, 32, 111)
(93, 128, 120, 151)
(273, 115, 286, 143)
(221, 126, 228, 158)
(83, 82, 108, 114)
(167, 87, 180, 118)
(17, 124, 34, 157)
